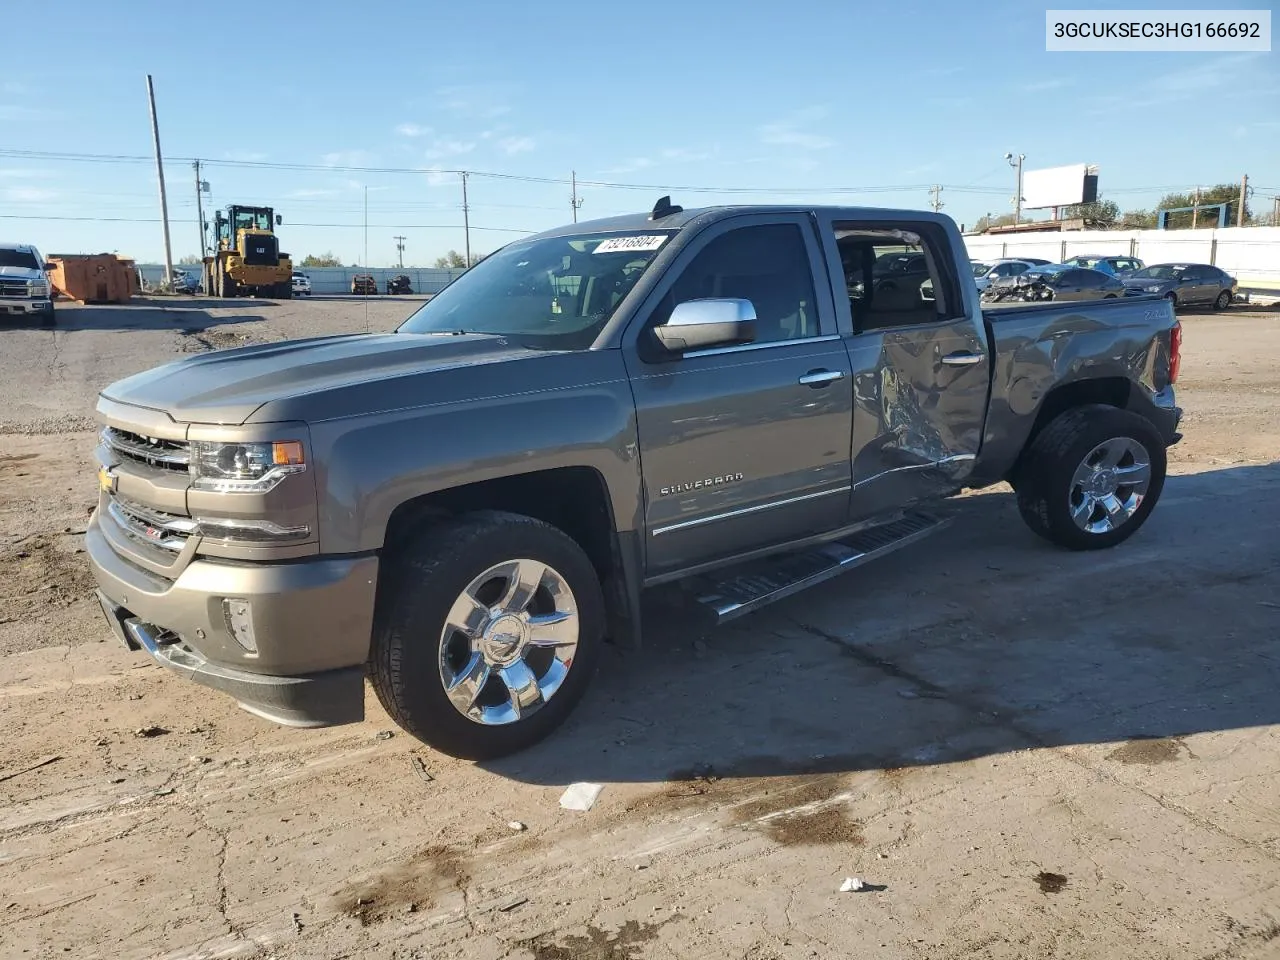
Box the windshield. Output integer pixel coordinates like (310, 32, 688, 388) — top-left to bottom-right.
(233, 209, 272, 232)
(0, 249, 41, 270)
(1067, 257, 1101, 268)
(397, 230, 674, 349)
(970, 263, 992, 277)
(1129, 266, 1183, 280)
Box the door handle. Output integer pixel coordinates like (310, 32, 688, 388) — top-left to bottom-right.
(941, 352, 983, 366)
(798, 369, 845, 386)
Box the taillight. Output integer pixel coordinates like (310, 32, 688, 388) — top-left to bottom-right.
(1169, 322, 1182, 384)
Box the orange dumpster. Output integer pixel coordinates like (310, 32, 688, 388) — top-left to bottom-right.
(47, 254, 136, 304)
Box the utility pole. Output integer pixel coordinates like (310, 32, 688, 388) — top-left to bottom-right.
(1272, 195, 1280, 225)
(393, 235, 406, 269)
(1005, 152, 1025, 226)
(1238, 174, 1248, 227)
(460, 171, 471, 266)
(928, 184, 944, 213)
(145, 74, 174, 287)
(363, 185, 368, 268)
(193, 160, 208, 261)
(570, 170, 584, 222)
(1191, 186, 1200, 229)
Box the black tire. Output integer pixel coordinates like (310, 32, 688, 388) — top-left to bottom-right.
(1165, 291, 1178, 311)
(1213, 289, 1232, 311)
(1013, 405, 1167, 551)
(40, 303, 55, 327)
(370, 510, 606, 760)
(277, 281, 293, 299)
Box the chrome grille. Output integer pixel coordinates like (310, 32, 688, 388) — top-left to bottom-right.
(102, 427, 190, 472)
(106, 496, 196, 553)
(0, 280, 29, 298)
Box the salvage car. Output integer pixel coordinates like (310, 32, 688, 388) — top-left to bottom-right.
(1062, 254, 1144, 277)
(350, 274, 377, 295)
(1122, 263, 1237, 310)
(87, 200, 1182, 758)
(984, 263, 1127, 302)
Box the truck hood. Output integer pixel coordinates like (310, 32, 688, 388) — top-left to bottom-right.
(101, 332, 544, 425)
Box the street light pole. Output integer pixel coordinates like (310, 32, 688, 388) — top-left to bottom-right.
(1005, 152, 1025, 225)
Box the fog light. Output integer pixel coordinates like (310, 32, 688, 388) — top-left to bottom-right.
(223, 599, 258, 654)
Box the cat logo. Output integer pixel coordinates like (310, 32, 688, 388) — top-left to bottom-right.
(659, 472, 744, 497)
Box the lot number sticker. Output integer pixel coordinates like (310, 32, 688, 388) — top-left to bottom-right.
(593, 235, 669, 254)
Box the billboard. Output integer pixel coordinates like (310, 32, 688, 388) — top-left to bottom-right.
(1022, 164, 1098, 210)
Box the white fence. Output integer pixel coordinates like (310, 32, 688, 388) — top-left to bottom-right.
(137, 264, 467, 296)
(964, 226, 1280, 292)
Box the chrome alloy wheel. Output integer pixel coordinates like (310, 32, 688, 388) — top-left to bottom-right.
(437, 559, 579, 725)
(1068, 437, 1152, 534)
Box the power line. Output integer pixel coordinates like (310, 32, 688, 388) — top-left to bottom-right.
(0, 213, 535, 232)
(0, 147, 1168, 199)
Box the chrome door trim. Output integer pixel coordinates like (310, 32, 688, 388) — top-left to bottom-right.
(651, 485, 852, 537)
(940, 352, 982, 366)
(852, 453, 977, 491)
(798, 370, 845, 385)
(684, 334, 840, 360)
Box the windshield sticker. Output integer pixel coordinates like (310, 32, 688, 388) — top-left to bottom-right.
(593, 235, 669, 255)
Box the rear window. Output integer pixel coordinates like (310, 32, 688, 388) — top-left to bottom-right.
(0, 249, 40, 270)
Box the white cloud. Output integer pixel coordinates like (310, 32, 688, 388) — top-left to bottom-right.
(396, 122, 432, 138)
(759, 107, 833, 150)
(498, 136, 536, 155)
(321, 150, 377, 168)
(3, 187, 58, 202)
(2, 81, 27, 95)
(418, 166, 455, 187)
(601, 157, 655, 176)
(660, 147, 714, 163)
(1024, 77, 1073, 92)
(424, 139, 476, 160)
(0, 168, 52, 180)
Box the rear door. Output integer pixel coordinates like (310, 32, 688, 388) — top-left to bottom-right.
(816, 215, 992, 519)
(623, 215, 853, 576)
(1183, 266, 1215, 303)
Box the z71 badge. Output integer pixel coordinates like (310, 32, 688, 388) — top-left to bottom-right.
(659, 473, 744, 497)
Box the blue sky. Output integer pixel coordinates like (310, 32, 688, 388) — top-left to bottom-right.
(1, 0, 1276, 265)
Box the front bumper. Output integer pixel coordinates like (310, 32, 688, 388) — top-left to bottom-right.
(87, 512, 379, 727)
(0, 298, 51, 315)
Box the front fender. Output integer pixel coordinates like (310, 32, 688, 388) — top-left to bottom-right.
(309, 357, 641, 554)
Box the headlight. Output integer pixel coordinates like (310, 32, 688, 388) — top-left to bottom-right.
(190, 440, 306, 492)
(27, 280, 48, 297)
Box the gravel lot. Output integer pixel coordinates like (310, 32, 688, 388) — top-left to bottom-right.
(1, 297, 1277, 960)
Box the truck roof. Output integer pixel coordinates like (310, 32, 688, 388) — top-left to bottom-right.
(532, 204, 954, 240)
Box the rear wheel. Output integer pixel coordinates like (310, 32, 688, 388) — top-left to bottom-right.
(1014, 405, 1166, 551)
(369, 510, 606, 759)
(1213, 289, 1232, 310)
(1165, 291, 1178, 311)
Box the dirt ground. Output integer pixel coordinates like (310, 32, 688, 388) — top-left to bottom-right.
(1, 297, 1278, 960)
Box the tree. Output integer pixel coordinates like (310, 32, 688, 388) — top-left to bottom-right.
(1117, 208, 1157, 230)
(178, 254, 202, 265)
(301, 252, 344, 268)
(1156, 183, 1248, 228)
(433, 249, 485, 268)
(1061, 197, 1120, 226)
(972, 213, 1018, 233)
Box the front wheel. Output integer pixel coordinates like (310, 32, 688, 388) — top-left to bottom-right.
(40, 303, 55, 327)
(369, 510, 605, 759)
(1014, 405, 1166, 551)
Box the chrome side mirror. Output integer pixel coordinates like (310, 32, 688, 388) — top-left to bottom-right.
(653, 298, 757, 353)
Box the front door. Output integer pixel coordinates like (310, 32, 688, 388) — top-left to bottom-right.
(819, 216, 992, 519)
(623, 217, 853, 576)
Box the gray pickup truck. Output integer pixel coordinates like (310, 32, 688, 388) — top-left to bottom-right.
(88, 200, 1183, 758)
